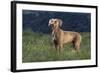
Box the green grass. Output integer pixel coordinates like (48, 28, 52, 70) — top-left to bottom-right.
(22, 30, 91, 63)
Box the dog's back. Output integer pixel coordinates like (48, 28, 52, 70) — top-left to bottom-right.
(63, 31, 81, 44)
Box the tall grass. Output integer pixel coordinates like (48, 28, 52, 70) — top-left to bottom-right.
(22, 30, 91, 63)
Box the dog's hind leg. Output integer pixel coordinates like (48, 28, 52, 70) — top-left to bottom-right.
(74, 35, 81, 52)
(75, 42, 80, 52)
(59, 43, 64, 53)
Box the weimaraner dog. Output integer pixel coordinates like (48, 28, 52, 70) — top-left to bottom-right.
(48, 18, 81, 53)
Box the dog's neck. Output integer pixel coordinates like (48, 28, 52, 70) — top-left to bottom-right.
(52, 27, 61, 33)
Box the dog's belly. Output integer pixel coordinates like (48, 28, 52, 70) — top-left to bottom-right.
(63, 35, 74, 43)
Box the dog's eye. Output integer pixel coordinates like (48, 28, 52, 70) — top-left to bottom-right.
(54, 21, 57, 24)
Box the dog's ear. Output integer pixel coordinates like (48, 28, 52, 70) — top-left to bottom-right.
(48, 18, 54, 26)
(48, 19, 52, 26)
(57, 19, 63, 27)
(48, 19, 50, 26)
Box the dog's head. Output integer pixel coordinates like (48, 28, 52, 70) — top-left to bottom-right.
(48, 18, 63, 29)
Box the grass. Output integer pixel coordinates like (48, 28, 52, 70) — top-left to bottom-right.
(22, 30, 91, 63)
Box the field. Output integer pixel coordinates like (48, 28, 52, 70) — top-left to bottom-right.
(22, 30, 91, 63)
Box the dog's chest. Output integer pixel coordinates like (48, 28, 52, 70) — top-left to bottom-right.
(52, 31, 56, 40)
(52, 31, 61, 41)
(52, 31, 58, 40)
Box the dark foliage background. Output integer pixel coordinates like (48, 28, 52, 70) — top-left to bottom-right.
(23, 10, 91, 33)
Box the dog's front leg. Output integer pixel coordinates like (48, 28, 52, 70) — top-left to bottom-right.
(53, 40, 61, 55)
(53, 40, 59, 51)
(59, 43, 63, 49)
